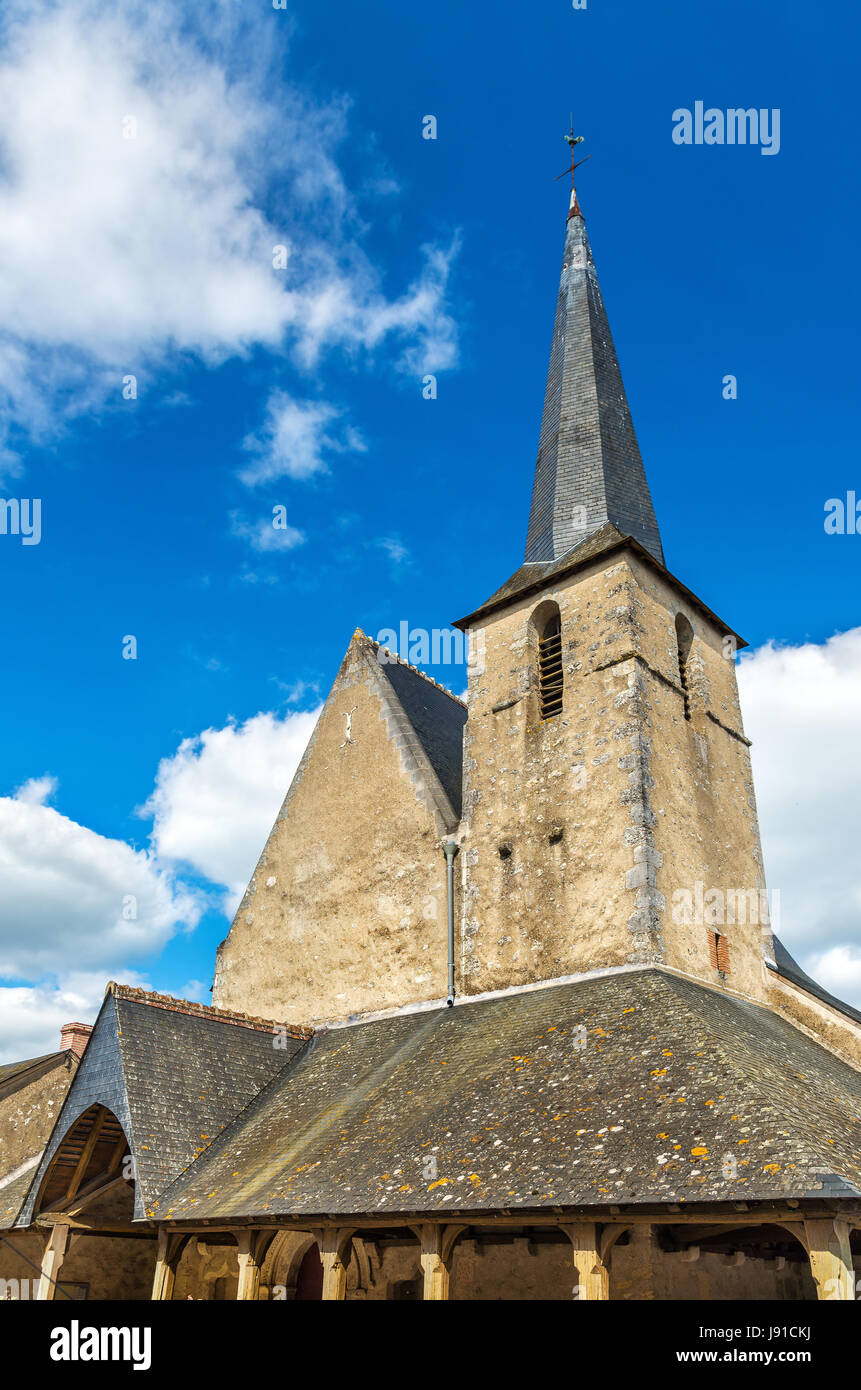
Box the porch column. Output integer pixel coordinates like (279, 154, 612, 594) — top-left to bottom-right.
(561, 1222, 610, 1300)
(235, 1230, 268, 1301)
(151, 1229, 187, 1301)
(415, 1224, 466, 1301)
(37, 1223, 69, 1301)
(803, 1219, 855, 1300)
(319, 1229, 353, 1301)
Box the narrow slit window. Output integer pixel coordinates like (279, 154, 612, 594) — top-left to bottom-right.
(675, 613, 694, 721)
(538, 611, 563, 720)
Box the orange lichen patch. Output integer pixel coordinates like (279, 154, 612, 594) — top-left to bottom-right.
(691, 1146, 709, 1157)
(657, 1132, 669, 1139)
(662, 1050, 673, 1057)
(427, 1178, 451, 1191)
(398, 1184, 412, 1192)
(762, 1163, 781, 1174)
(622, 1008, 635, 1014)
(651, 1068, 667, 1077)
(738, 1140, 749, 1146)
(469, 1174, 481, 1186)
(704, 1100, 714, 1107)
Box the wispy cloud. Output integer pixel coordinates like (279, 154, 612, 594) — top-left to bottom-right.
(373, 536, 411, 567)
(0, 0, 460, 477)
(230, 507, 306, 551)
(239, 392, 366, 486)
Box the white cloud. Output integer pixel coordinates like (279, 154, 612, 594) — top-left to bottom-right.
(140, 707, 321, 911)
(0, 787, 199, 981)
(0, 0, 459, 475)
(739, 627, 861, 1003)
(239, 393, 365, 486)
(230, 508, 306, 552)
(12, 774, 58, 805)
(0, 971, 151, 1065)
(374, 536, 410, 566)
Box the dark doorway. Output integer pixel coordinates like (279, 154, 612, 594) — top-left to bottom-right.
(295, 1243, 323, 1300)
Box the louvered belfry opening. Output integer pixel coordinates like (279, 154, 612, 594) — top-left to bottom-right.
(538, 611, 563, 720)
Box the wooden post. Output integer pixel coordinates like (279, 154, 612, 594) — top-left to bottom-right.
(414, 1224, 466, 1301)
(561, 1222, 610, 1300)
(803, 1219, 855, 1300)
(319, 1229, 353, 1301)
(235, 1230, 268, 1301)
(37, 1224, 69, 1301)
(151, 1229, 186, 1301)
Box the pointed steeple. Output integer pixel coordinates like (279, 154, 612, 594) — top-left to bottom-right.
(525, 186, 664, 566)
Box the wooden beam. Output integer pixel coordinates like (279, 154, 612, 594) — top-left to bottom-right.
(804, 1219, 856, 1300)
(235, 1230, 271, 1301)
(63, 1110, 107, 1205)
(107, 1134, 128, 1176)
(151, 1229, 188, 1301)
(36, 1224, 69, 1301)
(411, 1224, 467, 1301)
(36, 1215, 145, 1234)
(316, 1228, 353, 1301)
(158, 1203, 861, 1237)
(561, 1222, 609, 1300)
(48, 1171, 128, 1218)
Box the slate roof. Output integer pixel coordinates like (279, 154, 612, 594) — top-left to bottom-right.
(770, 936, 861, 1027)
(0, 1162, 41, 1230)
(153, 968, 861, 1222)
(525, 191, 664, 567)
(454, 522, 745, 643)
(16, 985, 310, 1226)
(0, 1051, 69, 1100)
(376, 654, 467, 817)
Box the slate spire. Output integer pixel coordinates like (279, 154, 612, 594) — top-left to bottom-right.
(525, 186, 665, 565)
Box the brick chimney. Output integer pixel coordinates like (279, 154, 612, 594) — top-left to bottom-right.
(60, 1022, 92, 1059)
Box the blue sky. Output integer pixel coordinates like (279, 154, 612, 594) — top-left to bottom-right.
(1, 0, 859, 1058)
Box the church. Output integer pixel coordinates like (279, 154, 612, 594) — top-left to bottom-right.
(4, 172, 861, 1303)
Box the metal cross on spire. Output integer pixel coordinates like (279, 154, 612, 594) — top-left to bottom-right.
(554, 117, 591, 187)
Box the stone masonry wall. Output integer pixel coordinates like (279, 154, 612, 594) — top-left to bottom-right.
(459, 549, 770, 1000)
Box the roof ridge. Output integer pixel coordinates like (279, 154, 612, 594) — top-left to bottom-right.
(361, 632, 467, 708)
(105, 982, 313, 1039)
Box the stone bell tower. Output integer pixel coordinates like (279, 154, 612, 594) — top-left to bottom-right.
(454, 183, 773, 1006)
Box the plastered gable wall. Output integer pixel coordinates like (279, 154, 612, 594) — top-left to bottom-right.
(213, 637, 453, 1025)
(0, 1058, 75, 1176)
(459, 547, 770, 1000)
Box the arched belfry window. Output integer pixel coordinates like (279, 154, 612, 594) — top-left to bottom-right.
(675, 613, 694, 721)
(534, 602, 563, 721)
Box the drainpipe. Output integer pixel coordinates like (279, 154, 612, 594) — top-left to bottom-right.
(442, 842, 459, 1007)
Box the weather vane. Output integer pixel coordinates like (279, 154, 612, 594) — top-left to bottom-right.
(554, 116, 591, 187)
